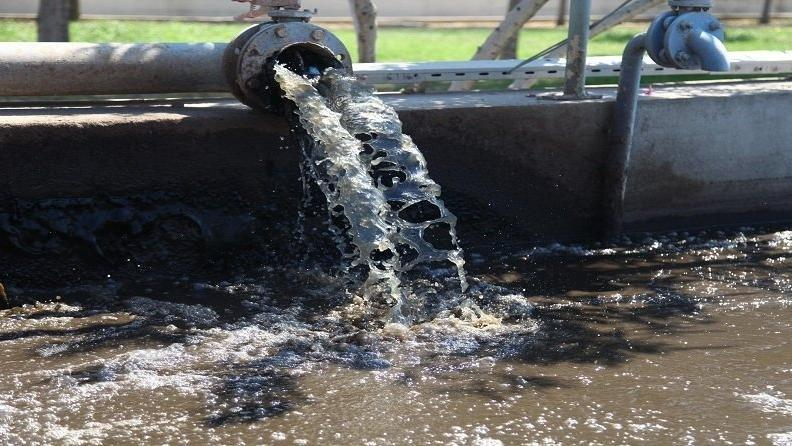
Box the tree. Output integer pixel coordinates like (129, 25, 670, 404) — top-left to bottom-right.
(37, 0, 79, 42)
(349, 0, 378, 63)
(761, 0, 774, 24)
(449, 0, 551, 91)
(501, 0, 522, 59)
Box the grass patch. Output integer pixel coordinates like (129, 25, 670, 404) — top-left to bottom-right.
(0, 19, 790, 61)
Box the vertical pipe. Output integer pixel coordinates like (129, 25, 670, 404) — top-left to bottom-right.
(602, 33, 647, 240)
(563, 0, 593, 98)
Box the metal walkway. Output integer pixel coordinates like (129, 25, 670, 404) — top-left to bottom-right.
(354, 51, 792, 84)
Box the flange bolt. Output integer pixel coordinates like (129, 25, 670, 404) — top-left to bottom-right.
(311, 29, 326, 41)
(275, 26, 288, 38)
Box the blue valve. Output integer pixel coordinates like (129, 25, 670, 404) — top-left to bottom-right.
(645, 2, 729, 71)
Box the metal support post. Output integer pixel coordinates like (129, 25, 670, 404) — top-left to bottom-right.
(562, 0, 600, 99)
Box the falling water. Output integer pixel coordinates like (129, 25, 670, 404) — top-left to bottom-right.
(274, 65, 467, 319)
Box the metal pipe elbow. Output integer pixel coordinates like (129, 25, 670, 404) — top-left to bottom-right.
(687, 29, 730, 72)
(645, 10, 729, 72)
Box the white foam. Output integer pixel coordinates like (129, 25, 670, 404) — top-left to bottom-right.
(768, 432, 792, 446)
(742, 392, 792, 416)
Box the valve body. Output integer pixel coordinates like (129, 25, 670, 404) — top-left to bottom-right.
(646, 3, 728, 71)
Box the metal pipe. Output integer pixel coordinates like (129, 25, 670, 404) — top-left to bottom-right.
(0, 43, 226, 96)
(688, 29, 730, 71)
(562, 0, 594, 98)
(602, 33, 647, 240)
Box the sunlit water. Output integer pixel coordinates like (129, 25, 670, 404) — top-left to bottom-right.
(1, 228, 791, 445)
(274, 65, 467, 322)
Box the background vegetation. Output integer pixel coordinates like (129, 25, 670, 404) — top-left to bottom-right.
(1, 19, 791, 61)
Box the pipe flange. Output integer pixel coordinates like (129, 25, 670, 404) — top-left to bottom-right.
(223, 22, 271, 108)
(224, 21, 352, 112)
(664, 12, 725, 69)
(645, 10, 677, 67)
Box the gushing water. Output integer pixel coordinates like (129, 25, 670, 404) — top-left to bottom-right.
(274, 65, 467, 319)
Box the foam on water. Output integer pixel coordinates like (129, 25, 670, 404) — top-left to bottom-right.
(274, 65, 466, 320)
(742, 392, 792, 416)
(769, 432, 792, 446)
(4, 226, 792, 444)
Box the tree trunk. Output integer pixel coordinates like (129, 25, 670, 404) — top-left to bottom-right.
(449, 0, 551, 91)
(37, 0, 72, 42)
(761, 0, 773, 24)
(510, 0, 664, 90)
(69, 0, 80, 21)
(557, 0, 568, 27)
(501, 0, 522, 59)
(349, 0, 378, 63)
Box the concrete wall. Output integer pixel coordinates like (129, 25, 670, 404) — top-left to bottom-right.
(1, 82, 791, 251)
(2, 0, 790, 20)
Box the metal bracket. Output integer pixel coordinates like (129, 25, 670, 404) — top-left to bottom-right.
(669, 0, 713, 9)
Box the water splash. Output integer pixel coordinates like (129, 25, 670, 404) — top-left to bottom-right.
(274, 65, 467, 319)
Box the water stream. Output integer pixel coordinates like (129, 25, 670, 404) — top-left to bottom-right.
(275, 65, 467, 322)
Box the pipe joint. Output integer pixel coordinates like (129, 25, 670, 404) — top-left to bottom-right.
(223, 21, 352, 112)
(646, 8, 729, 71)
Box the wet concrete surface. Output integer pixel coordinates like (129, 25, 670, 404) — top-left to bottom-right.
(3, 81, 792, 243)
(1, 226, 790, 445)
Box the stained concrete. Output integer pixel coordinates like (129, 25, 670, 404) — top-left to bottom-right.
(1, 81, 791, 257)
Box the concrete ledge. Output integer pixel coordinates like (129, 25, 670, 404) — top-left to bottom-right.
(1, 81, 791, 278)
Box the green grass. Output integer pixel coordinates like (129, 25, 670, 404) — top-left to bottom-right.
(1, 19, 791, 61)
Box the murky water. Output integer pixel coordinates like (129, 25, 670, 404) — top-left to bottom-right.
(1, 227, 790, 445)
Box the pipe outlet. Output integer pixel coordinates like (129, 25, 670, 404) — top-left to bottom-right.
(223, 9, 352, 113)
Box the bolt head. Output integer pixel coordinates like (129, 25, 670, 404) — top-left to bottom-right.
(708, 21, 722, 31)
(310, 29, 326, 41)
(678, 20, 692, 31)
(275, 26, 288, 38)
(675, 51, 691, 64)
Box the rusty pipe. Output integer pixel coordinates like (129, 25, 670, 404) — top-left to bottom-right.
(0, 42, 227, 96)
